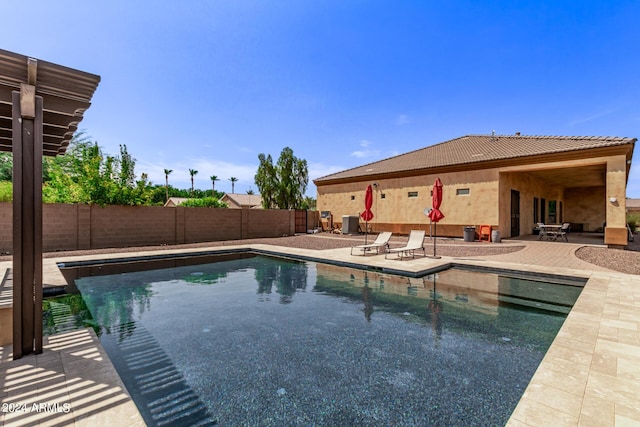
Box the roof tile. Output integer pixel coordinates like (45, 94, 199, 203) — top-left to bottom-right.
(315, 134, 636, 182)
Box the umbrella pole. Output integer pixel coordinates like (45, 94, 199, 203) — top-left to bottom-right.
(430, 223, 441, 259)
(365, 220, 368, 245)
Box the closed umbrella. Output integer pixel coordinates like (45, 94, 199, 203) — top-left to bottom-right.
(428, 178, 444, 258)
(361, 184, 374, 245)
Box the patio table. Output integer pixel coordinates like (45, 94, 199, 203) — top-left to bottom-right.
(538, 224, 563, 241)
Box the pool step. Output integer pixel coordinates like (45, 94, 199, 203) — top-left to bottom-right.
(101, 322, 216, 427)
(48, 301, 79, 333)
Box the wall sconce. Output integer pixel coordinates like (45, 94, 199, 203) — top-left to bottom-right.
(609, 197, 617, 203)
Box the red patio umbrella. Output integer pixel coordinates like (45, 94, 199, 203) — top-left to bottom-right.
(361, 184, 374, 244)
(428, 178, 444, 258)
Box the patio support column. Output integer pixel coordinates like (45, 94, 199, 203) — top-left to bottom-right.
(12, 80, 44, 358)
(604, 155, 627, 247)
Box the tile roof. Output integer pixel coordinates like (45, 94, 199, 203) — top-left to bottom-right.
(314, 134, 636, 183)
(627, 198, 640, 208)
(222, 193, 262, 207)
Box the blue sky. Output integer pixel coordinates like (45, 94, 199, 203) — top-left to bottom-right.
(3, 1, 639, 197)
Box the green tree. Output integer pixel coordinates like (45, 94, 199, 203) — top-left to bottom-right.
(43, 132, 155, 205)
(0, 153, 12, 181)
(164, 169, 172, 202)
(189, 169, 198, 193)
(255, 147, 308, 209)
(210, 175, 219, 192)
(229, 176, 238, 193)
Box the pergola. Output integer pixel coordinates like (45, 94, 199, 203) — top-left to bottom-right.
(0, 49, 100, 359)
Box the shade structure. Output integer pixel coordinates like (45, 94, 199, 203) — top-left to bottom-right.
(360, 184, 374, 244)
(428, 178, 444, 258)
(0, 49, 100, 359)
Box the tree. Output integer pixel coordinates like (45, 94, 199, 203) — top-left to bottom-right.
(229, 176, 238, 193)
(255, 147, 308, 209)
(246, 188, 255, 195)
(164, 169, 172, 202)
(0, 153, 12, 181)
(42, 132, 155, 206)
(210, 175, 219, 192)
(189, 169, 198, 193)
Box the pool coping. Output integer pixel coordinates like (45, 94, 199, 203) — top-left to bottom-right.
(2, 241, 639, 426)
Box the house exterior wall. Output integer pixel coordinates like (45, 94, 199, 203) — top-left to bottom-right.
(317, 150, 632, 245)
(605, 155, 629, 245)
(499, 172, 564, 238)
(317, 168, 501, 237)
(564, 187, 606, 232)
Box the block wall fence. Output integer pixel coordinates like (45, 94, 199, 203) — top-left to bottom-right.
(0, 203, 320, 254)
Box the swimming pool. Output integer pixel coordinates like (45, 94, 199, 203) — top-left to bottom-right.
(54, 253, 585, 426)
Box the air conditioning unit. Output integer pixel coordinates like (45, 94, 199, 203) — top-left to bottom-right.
(342, 215, 360, 234)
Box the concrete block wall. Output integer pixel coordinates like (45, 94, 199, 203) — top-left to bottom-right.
(0, 203, 311, 253)
(183, 207, 241, 243)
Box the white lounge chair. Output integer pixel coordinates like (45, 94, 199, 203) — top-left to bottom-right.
(385, 230, 426, 260)
(350, 231, 392, 255)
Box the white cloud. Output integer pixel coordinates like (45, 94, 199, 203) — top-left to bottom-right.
(351, 139, 381, 158)
(308, 161, 346, 181)
(395, 114, 410, 125)
(567, 109, 615, 127)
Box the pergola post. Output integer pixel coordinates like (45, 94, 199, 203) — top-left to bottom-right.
(12, 83, 44, 358)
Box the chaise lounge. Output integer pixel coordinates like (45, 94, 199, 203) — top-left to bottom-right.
(385, 230, 426, 260)
(350, 231, 392, 255)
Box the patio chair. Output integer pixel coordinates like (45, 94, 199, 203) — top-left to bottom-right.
(350, 232, 392, 256)
(478, 225, 491, 242)
(385, 230, 426, 260)
(556, 222, 571, 242)
(537, 223, 546, 240)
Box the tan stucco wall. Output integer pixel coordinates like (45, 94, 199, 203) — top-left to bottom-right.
(564, 187, 605, 232)
(499, 172, 565, 238)
(317, 151, 632, 243)
(605, 156, 628, 245)
(317, 169, 500, 237)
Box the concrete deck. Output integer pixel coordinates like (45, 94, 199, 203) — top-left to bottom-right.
(1, 237, 639, 426)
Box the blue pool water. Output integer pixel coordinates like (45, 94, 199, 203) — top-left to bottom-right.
(59, 254, 584, 426)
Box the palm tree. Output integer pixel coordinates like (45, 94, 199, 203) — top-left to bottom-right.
(189, 169, 198, 193)
(229, 176, 238, 193)
(164, 169, 172, 202)
(210, 175, 220, 194)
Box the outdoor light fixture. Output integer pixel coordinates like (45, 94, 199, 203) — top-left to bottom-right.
(610, 197, 617, 203)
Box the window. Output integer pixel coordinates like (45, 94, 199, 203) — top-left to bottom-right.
(408, 191, 418, 198)
(533, 197, 539, 223)
(456, 188, 470, 195)
(540, 198, 546, 223)
(381, 193, 386, 199)
(549, 200, 557, 223)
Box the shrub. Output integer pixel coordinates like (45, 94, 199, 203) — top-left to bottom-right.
(0, 181, 11, 202)
(180, 197, 228, 208)
(627, 213, 640, 232)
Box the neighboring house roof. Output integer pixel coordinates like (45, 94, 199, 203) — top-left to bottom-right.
(221, 193, 262, 208)
(627, 198, 640, 209)
(314, 134, 636, 183)
(164, 197, 190, 207)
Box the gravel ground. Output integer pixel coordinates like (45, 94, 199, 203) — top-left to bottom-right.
(16, 233, 522, 259)
(574, 232, 640, 275)
(2, 231, 638, 274)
